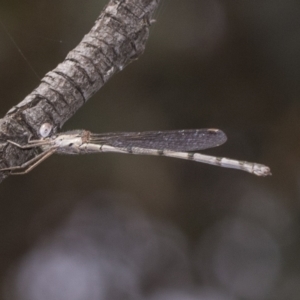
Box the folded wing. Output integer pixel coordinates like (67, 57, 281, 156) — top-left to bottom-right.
(89, 129, 227, 151)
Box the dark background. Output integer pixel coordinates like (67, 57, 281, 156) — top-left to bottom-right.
(0, 0, 299, 299)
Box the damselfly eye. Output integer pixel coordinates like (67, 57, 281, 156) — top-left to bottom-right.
(39, 123, 53, 137)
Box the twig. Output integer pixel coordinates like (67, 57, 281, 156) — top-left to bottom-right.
(0, 0, 161, 182)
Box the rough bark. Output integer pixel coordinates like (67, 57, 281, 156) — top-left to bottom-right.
(0, 0, 160, 182)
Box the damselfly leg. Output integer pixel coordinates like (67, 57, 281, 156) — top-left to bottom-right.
(0, 148, 56, 175)
(0, 138, 55, 175)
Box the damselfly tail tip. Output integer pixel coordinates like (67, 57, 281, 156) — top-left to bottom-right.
(252, 164, 272, 176)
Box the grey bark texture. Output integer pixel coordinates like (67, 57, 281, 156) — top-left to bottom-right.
(0, 0, 160, 183)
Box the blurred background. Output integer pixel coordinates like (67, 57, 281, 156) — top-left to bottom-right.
(0, 0, 299, 299)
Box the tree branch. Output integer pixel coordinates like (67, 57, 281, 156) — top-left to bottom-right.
(0, 0, 161, 182)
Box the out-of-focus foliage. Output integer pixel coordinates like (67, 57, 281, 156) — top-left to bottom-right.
(0, 0, 299, 299)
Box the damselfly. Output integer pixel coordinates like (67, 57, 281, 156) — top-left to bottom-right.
(0, 126, 271, 176)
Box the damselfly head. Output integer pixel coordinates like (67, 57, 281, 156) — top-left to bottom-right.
(39, 123, 53, 138)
